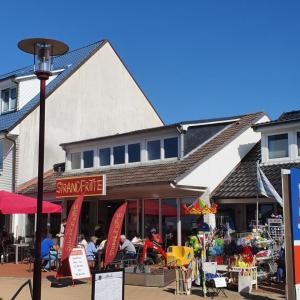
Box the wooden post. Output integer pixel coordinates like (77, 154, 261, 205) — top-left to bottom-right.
(281, 169, 295, 300)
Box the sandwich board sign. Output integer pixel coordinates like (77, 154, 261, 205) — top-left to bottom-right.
(92, 269, 124, 300)
(68, 247, 91, 280)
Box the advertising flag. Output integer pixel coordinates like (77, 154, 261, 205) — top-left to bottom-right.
(257, 162, 283, 207)
(57, 194, 84, 278)
(104, 202, 127, 267)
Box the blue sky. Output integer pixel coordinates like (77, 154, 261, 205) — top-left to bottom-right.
(1, 1, 300, 124)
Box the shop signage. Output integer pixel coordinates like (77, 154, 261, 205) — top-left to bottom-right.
(68, 247, 91, 280)
(92, 269, 124, 300)
(56, 175, 106, 198)
(290, 168, 300, 296)
(57, 195, 84, 278)
(104, 202, 127, 267)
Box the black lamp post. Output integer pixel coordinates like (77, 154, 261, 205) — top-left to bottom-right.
(18, 38, 68, 300)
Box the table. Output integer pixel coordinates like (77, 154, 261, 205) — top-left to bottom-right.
(13, 243, 29, 264)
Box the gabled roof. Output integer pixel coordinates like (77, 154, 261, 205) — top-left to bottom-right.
(0, 40, 107, 132)
(212, 142, 300, 199)
(253, 109, 300, 130)
(18, 112, 265, 194)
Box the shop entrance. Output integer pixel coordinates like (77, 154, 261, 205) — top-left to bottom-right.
(98, 200, 125, 238)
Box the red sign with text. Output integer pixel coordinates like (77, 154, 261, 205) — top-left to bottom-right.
(56, 175, 106, 198)
(104, 202, 127, 267)
(57, 194, 84, 278)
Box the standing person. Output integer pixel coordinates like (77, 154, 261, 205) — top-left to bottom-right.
(56, 218, 67, 247)
(120, 235, 136, 259)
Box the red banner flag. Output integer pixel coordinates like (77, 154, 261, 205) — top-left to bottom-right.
(57, 194, 84, 278)
(104, 202, 127, 267)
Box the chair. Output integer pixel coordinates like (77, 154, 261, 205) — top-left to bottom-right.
(203, 262, 227, 298)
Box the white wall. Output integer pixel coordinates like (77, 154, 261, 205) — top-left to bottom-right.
(177, 115, 270, 192)
(0, 137, 17, 191)
(17, 42, 163, 184)
(17, 74, 58, 110)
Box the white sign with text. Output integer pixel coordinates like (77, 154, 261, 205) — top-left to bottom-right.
(68, 247, 91, 280)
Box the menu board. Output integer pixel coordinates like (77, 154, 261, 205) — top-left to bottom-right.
(92, 269, 124, 300)
(68, 247, 91, 280)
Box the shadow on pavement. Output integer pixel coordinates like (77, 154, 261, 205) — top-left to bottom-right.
(240, 292, 283, 300)
(46, 275, 87, 288)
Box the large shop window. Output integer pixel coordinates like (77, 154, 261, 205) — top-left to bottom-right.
(113, 145, 125, 164)
(126, 200, 141, 238)
(71, 152, 81, 169)
(164, 137, 178, 158)
(147, 140, 161, 160)
(143, 199, 159, 237)
(99, 148, 111, 166)
(128, 143, 141, 163)
(268, 134, 288, 159)
(161, 199, 177, 246)
(83, 150, 94, 168)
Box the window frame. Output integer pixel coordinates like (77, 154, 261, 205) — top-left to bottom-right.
(163, 137, 179, 159)
(70, 151, 82, 170)
(1, 87, 17, 114)
(99, 147, 111, 167)
(83, 150, 94, 169)
(113, 144, 126, 165)
(147, 139, 161, 161)
(128, 142, 141, 163)
(266, 132, 290, 162)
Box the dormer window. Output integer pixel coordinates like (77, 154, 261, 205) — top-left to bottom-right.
(1, 87, 17, 113)
(268, 133, 288, 159)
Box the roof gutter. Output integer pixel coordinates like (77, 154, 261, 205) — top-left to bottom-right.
(170, 182, 207, 192)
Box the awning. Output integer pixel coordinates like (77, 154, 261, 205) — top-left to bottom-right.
(0, 190, 62, 214)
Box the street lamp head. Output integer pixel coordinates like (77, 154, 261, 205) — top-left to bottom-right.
(18, 38, 69, 77)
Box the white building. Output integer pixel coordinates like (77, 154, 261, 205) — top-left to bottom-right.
(213, 110, 300, 231)
(20, 112, 269, 244)
(0, 40, 163, 235)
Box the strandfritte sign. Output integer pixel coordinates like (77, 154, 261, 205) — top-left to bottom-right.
(56, 175, 106, 198)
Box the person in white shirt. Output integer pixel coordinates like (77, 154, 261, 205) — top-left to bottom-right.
(78, 234, 88, 249)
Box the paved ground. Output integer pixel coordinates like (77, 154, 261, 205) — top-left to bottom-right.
(0, 264, 286, 300)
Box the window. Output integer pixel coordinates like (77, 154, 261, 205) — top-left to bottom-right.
(128, 143, 140, 163)
(164, 137, 178, 158)
(113, 145, 125, 164)
(71, 152, 81, 169)
(1, 88, 17, 113)
(0, 141, 3, 170)
(10, 88, 17, 111)
(1, 89, 9, 113)
(83, 150, 94, 168)
(99, 148, 111, 166)
(147, 140, 161, 160)
(268, 134, 288, 159)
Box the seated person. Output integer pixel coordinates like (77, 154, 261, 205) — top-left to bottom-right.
(131, 232, 142, 245)
(120, 235, 136, 259)
(86, 236, 98, 263)
(41, 234, 59, 271)
(78, 234, 88, 249)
